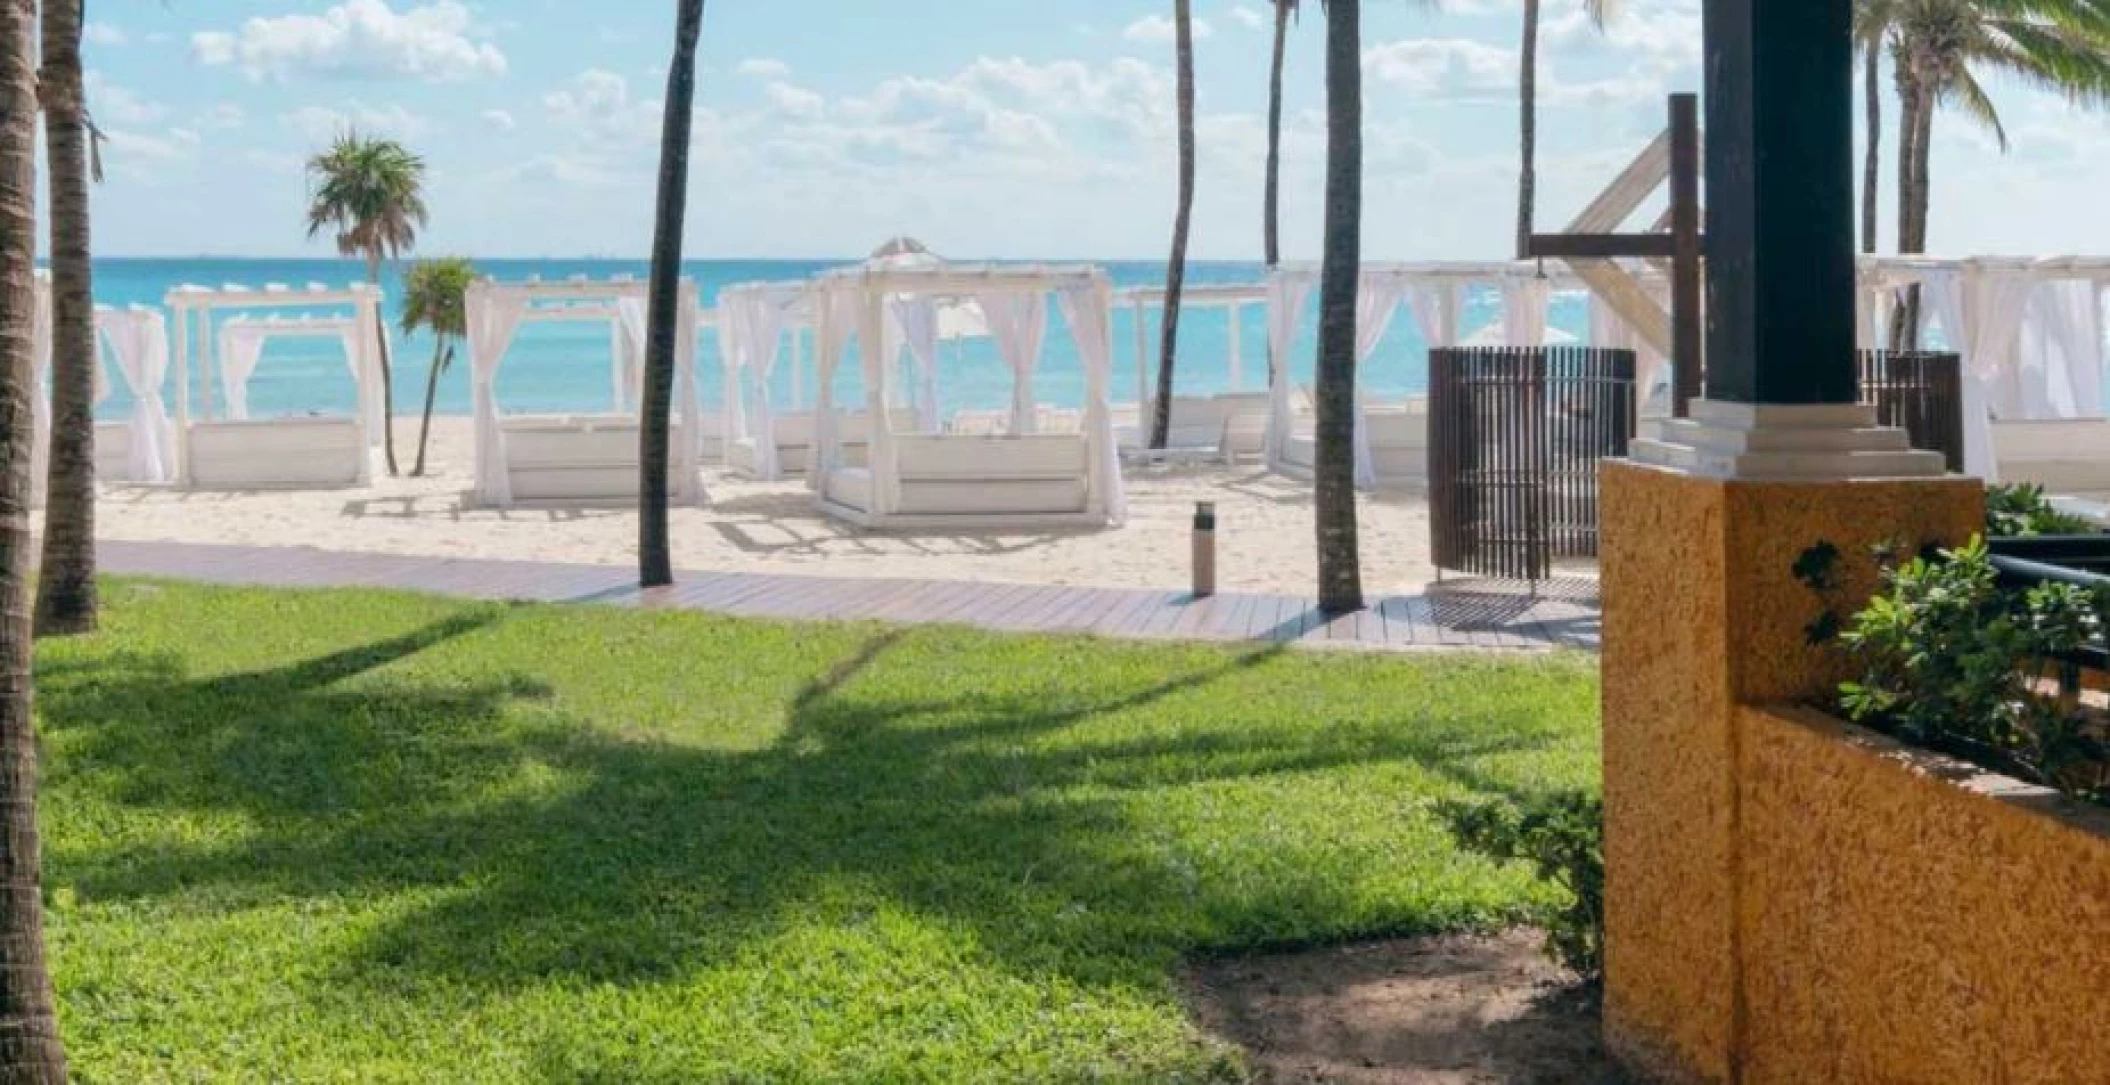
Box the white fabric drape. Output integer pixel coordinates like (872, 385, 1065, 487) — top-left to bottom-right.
(810, 288, 859, 493)
(613, 297, 647, 412)
(2022, 281, 2104, 419)
(105, 309, 177, 484)
(1350, 279, 1408, 489)
(217, 323, 270, 420)
(1588, 292, 1671, 415)
(1405, 282, 1462, 351)
(1056, 281, 1128, 524)
(1264, 270, 1315, 468)
(1500, 278, 1551, 347)
(727, 290, 796, 480)
(1927, 268, 2035, 419)
(977, 292, 1050, 435)
(467, 288, 530, 506)
(892, 296, 941, 432)
(717, 304, 748, 444)
(1918, 272, 1999, 481)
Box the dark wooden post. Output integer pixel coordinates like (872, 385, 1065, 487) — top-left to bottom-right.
(1669, 94, 1702, 417)
(1701, 0, 1857, 405)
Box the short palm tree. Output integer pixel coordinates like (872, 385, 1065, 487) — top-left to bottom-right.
(1264, 0, 1301, 268)
(399, 257, 476, 478)
(34, 0, 98, 638)
(640, 0, 706, 588)
(305, 132, 428, 477)
(1517, 0, 1615, 257)
(1151, 0, 1199, 450)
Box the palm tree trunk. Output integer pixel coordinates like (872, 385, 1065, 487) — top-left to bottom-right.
(1516, 0, 1540, 259)
(1315, 0, 1364, 615)
(1151, 0, 1197, 451)
(0, 0, 72, 1077)
(1861, 44, 1880, 256)
(411, 341, 449, 477)
(366, 253, 399, 476)
(1891, 64, 1924, 350)
(1264, 0, 1290, 268)
(640, 0, 705, 588)
(32, 0, 95, 638)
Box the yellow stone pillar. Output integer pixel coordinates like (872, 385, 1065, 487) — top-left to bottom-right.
(1598, 448, 1984, 1082)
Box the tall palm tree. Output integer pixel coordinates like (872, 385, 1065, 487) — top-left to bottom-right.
(1264, 0, 1301, 268)
(400, 257, 475, 477)
(305, 133, 428, 477)
(33, 0, 95, 638)
(1858, 0, 1898, 255)
(639, 0, 705, 588)
(0, 0, 71, 1078)
(1518, 0, 1615, 257)
(1315, 0, 1363, 614)
(1150, 0, 1198, 450)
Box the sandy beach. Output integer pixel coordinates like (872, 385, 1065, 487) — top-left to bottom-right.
(74, 417, 1441, 596)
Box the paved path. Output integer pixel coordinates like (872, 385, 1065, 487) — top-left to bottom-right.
(95, 539, 1601, 653)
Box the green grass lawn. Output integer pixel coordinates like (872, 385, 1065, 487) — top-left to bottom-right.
(34, 579, 1600, 1082)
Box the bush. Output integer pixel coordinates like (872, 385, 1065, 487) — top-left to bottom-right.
(1986, 482, 2097, 538)
(1437, 791, 1603, 979)
(1838, 536, 2110, 805)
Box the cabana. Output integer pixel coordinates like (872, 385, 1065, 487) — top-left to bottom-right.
(466, 276, 704, 508)
(29, 279, 179, 504)
(1117, 283, 1273, 461)
(809, 263, 1125, 530)
(168, 282, 383, 489)
(1264, 261, 1578, 489)
(717, 281, 917, 481)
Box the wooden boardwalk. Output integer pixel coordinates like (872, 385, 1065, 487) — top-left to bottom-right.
(94, 540, 1601, 653)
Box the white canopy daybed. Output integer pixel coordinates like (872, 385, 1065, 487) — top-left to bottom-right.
(1264, 261, 1575, 490)
(1117, 283, 1273, 462)
(809, 263, 1125, 530)
(168, 282, 383, 489)
(717, 281, 916, 481)
(467, 276, 705, 508)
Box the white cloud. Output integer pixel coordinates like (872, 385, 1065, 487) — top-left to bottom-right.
(1231, 6, 1267, 30)
(191, 0, 506, 83)
(84, 73, 165, 127)
(282, 102, 432, 143)
(765, 82, 826, 120)
(544, 69, 659, 147)
(1362, 38, 1516, 99)
(194, 103, 247, 130)
(82, 23, 126, 47)
(1121, 15, 1212, 43)
(481, 108, 516, 131)
(1545, 0, 1700, 73)
(736, 58, 790, 79)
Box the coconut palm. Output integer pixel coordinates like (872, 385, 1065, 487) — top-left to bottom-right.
(1315, 0, 1363, 614)
(1517, 0, 1615, 257)
(400, 257, 476, 477)
(640, 0, 705, 588)
(0, 0, 71, 1078)
(304, 132, 428, 477)
(1859, 0, 1898, 254)
(1151, 0, 1199, 450)
(33, 0, 95, 638)
(1264, 0, 1302, 268)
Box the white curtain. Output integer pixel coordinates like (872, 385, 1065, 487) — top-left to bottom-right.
(1929, 267, 2036, 419)
(1264, 269, 1315, 468)
(613, 297, 647, 412)
(468, 288, 530, 506)
(747, 292, 796, 481)
(2022, 281, 2104, 419)
(892, 295, 941, 432)
(105, 309, 176, 484)
(1855, 284, 1897, 352)
(1057, 281, 1128, 524)
(217, 322, 270, 420)
(1588, 293, 1671, 415)
(810, 287, 859, 493)
(1351, 278, 1407, 489)
(1918, 271, 1998, 481)
(717, 304, 747, 445)
(977, 292, 1050, 435)
(1405, 282, 1462, 350)
(1500, 278, 1551, 347)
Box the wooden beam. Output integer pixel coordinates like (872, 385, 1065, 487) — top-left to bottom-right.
(1569, 261, 1673, 357)
(1528, 233, 1676, 259)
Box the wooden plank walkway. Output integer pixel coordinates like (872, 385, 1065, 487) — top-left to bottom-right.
(93, 539, 1601, 654)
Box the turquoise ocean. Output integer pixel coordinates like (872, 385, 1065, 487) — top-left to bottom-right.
(81, 258, 1591, 422)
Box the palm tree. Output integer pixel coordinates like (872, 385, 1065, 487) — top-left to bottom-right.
(1315, 0, 1363, 614)
(33, 0, 95, 638)
(0, 0, 72, 1077)
(305, 132, 428, 477)
(400, 257, 475, 477)
(1150, 0, 1198, 450)
(1858, 0, 1898, 255)
(1517, 0, 1615, 257)
(640, 0, 705, 588)
(1264, 0, 1301, 268)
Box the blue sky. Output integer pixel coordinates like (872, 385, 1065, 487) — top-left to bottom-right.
(71, 0, 2110, 259)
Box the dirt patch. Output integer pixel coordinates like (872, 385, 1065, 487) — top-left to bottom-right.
(1185, 929, 1628, 1084)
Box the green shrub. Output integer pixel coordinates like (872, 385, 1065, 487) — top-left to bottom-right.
(1986, 482, 2097, 538)
(1437, 791, 1604, 979)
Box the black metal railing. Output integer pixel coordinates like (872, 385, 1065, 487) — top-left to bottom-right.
(1858, 350, 1964, 472)
(1988, 534, 2110, 672)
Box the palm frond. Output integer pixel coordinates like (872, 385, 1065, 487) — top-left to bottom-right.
(1943, 66, 2011, 147)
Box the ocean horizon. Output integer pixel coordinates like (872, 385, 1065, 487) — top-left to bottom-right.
(72, 257, 1592, 423)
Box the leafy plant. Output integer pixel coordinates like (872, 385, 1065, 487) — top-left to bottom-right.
(1985, 482, 2097, 538)
(1838, 536, 2110, 806)
(1438, 791, 1604, 978)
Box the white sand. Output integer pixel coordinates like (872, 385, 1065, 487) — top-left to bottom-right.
(79, 417, 1439, 596)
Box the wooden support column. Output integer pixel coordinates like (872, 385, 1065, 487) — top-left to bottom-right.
(1702, 0, 1857, 405)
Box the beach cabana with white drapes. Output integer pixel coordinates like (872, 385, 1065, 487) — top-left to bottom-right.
(167, 282, 383, 489)
(1264, 261, 1577, 489)
(809, 262, 1125, 530)
(1116, 283, 1273, 460)
(465, 275, 704, 508)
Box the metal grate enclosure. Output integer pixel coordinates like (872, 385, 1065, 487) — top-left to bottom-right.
(1857, 350, 1964, 473)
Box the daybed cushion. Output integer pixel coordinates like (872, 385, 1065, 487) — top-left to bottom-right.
(187, 417, 363, 488)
